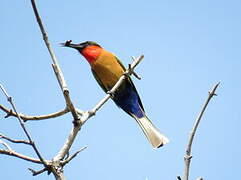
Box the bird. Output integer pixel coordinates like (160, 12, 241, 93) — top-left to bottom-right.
(61, 40, 169, 148)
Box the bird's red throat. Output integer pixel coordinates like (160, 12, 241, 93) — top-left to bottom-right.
(81, 45, 102, 64)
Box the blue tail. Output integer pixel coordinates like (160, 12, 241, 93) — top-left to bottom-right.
(112, 80, 169, 148)
(113, 85, 144, 118)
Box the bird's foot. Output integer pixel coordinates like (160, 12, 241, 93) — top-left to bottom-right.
(124, 64, 141, 80)
(107, 90, 115, 98)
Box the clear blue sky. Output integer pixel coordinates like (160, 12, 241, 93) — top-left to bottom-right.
(1, 1, 240, 179)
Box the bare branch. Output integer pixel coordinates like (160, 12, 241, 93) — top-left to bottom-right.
(61, 146, 87, 166)
(31, 0, 80, 125)
(0, 84, 48, 167)
(29, 1, 84, 179)
(29, 167, 49, 176)
(182, 82, 220, 180)
(24, 108, 70, 121)
(0, 140, 12, 151)
(0, 149, 43, 164)
(0, 104, 84, 121)
(52, 64, 80, 124)
(0, 133, 30, 145)
(0, 84, 10, 98)
(53, 125, 81, 162)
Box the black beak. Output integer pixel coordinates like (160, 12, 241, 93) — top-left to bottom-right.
(60, 40, 86, 51)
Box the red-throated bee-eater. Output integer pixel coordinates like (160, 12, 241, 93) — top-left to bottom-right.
(62, 40, 169, 148)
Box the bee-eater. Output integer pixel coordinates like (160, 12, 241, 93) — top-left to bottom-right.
(62, 40, 169, 148)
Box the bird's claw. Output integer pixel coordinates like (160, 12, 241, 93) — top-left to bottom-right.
(107, 90, 115, 98)
(124, 64, 141, 80)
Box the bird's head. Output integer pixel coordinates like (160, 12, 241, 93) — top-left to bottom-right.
(61, 40, 102, 63)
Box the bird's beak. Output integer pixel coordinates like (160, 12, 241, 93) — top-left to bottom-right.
(60, 40, 85, 51)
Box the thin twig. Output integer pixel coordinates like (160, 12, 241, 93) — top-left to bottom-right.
(0, 140, 12, 151)
(31, 0, 80, 125)
(30, 1, 83, 179)
(52, 64, 80, 124)
(61, 146, 87, 166)
(29, 167, 49, 176)
(0, 134, 30, 145)
(0, 84, 10, 97)
(53, 125, 81, 161)
(0, 104, 70, 121)
(0, 149, 43, 164)
(182, 82, 220, 180)
(0, 84, 48, 167)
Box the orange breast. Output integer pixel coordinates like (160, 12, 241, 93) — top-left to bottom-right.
(91, 50, 125, 90)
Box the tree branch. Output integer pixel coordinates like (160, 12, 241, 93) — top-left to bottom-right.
(0, 104, 70, 121)
(182, 82, 220, 180)
(28, 167, 49, 176)
(0, 149, 43, 164)
(0, 84, 48, 168)
(30, 1, 84, 178)
(61, 146, 87, 166)
(52, 64, 80, 124)
(0, 133, 30, 145)
(0, 139, 12, 151)
(31, 0, 80, 125)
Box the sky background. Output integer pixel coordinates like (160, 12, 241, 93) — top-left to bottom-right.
(1, 0, 240, 180)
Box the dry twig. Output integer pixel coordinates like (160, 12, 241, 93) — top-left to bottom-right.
(0, 133, 30, 145)
(0, 149, 43, 164)
(181, 82, 220, 180)
(0, 84, 48, 168)
(0, 104, 70, 121)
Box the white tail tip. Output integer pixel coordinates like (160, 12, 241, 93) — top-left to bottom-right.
(134, 115, 169, 148)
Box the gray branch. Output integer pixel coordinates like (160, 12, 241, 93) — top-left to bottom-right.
(31, 0, 80, 125)
(0, 149, 43, 164)
(28, 167, 49, 176)
(182, 82, 220, 180)
(61, 146, 88, 166)
(0, 105, 70, 121)
(0, 133, 30, 145)
(0, 139, 12, 151)
(0, 84, 48, 168)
